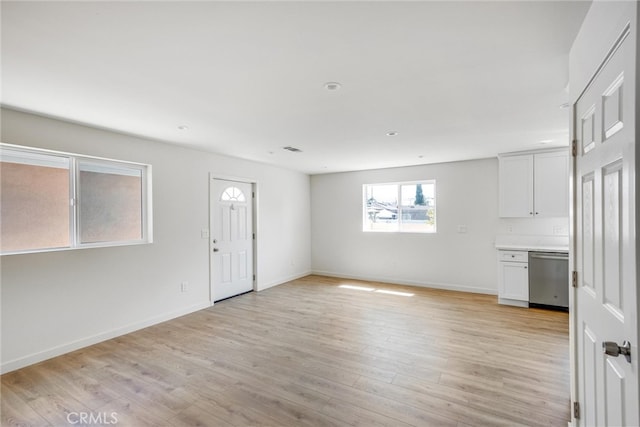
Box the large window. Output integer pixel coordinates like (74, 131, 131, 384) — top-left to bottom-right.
(1, 144, 152, 255)
(363, 181, 436, 233)
(0, 149, 71, 252)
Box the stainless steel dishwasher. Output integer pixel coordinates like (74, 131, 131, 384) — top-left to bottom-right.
(528, 251, 569, 310)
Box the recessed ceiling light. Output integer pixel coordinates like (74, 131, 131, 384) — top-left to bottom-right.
(324, 82, 341, 91)
(386, 131, 398, 136)
(177, 125, 189, 131)
(539, 139, 553, 144)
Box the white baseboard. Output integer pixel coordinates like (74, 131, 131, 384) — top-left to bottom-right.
(310, 270, 498, 296)
(257, 270, 312, 291)
(498, 297, 529, 307)
(0, 301, 211, 374)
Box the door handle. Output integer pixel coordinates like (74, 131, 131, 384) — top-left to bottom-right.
(213, 248, 219, 252)
(603, 340, 631, 363)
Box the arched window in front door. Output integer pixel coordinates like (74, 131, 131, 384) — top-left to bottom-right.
(220, 186, 246, 202)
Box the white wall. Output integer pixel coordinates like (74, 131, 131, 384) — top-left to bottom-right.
(0, 108, 311, 372)
(311, 158, 500, 294)
(497, 217, 569, 237)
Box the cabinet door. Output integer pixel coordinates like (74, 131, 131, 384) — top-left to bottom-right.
(499, 262, 529, 301)
(499, 155, 533, 217)
(533, 151, 569, 217)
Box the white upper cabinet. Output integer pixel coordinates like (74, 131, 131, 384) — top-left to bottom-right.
(499, 154, 534, 217)
(533, 151, 570, 217)
(499, 149, 569, 218)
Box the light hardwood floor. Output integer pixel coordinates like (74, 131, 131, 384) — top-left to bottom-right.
(1, 275, 570, 426)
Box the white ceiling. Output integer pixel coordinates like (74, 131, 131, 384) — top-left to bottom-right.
(1, 1, 590, 174)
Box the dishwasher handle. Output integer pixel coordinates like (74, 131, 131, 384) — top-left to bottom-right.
(530, 253, 568, 261)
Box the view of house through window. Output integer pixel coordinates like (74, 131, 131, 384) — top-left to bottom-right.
(0, 144, 152, 255)
(363, 181, 436, 233)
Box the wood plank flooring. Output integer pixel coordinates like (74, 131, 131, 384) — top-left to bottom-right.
(1, 275, 570, 426)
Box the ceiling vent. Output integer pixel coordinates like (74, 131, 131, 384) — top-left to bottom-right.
(283, 146, 303, 153)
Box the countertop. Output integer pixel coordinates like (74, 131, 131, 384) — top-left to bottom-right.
(495, 235, 569, 252)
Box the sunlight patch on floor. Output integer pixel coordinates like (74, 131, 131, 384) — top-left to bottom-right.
(338, 284, 375, 292)
(374, 289, 414, 297)
(338, 284, 414, 297)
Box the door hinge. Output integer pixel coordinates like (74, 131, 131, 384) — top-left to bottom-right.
(252, 233, 255, 240)
(572, 271, 578, 288)
(571, 139, 578, 157)
(573, 401, 580, 419)
(253, 274, 256, 281)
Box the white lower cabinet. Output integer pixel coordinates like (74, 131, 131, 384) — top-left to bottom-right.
(498, 250, 529, 307)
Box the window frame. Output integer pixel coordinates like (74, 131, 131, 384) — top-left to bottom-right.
(1, 143, 153, 255)
(362, 180, 436, 234)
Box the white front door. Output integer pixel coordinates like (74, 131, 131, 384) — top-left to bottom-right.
(574, 24, 638, 426)
(210, 178, 254, 302)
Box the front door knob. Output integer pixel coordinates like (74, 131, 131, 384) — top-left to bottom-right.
(213, 248, 219, 252)
(603, 340, 631, 363)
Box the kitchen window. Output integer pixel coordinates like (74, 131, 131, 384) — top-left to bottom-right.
(363, 181, 436, 233)
(0, 144, 152, 255)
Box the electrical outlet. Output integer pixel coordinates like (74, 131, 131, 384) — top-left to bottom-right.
(457, 225, 468, 233)
(181, 281, 188, 293)
(201, 229, 210, 239)
(553, 226, 565, 235)
(506, 225, 513, 234)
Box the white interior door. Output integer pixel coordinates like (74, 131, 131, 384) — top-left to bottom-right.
(574, 25, 638, 426)
(210, 178, 254, 302)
